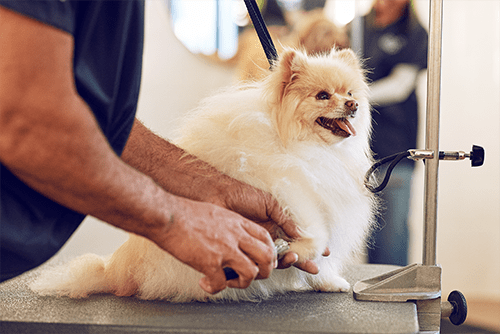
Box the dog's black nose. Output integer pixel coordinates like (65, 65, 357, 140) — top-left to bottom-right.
(345, 100, 358, 117)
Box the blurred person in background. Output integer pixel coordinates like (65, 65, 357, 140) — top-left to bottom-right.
(359, 0, 428, 266)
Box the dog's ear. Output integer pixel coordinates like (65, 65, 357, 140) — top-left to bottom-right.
(266, 49, 307, 147)
(274, 48, 307, 102)
(332, 48, 361, 69)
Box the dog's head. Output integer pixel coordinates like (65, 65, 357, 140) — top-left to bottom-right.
(263, 47, 370, 147)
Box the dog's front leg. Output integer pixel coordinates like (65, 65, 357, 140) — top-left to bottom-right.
(271, 170, 329, 263)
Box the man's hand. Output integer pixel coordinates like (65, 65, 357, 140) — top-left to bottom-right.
(152, 198, 276, 294)
(220, 185, 328, 273)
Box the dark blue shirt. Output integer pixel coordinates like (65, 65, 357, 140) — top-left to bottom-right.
(0, 0, 144, 281)
(362, 8, 428, 162)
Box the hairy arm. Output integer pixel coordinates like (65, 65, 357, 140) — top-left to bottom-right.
(0, 7, 276, 293)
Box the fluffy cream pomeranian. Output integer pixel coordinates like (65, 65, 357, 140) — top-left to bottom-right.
(31, 47, 376, 302)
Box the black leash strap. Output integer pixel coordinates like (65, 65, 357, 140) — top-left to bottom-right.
(243, 0, 279, 68)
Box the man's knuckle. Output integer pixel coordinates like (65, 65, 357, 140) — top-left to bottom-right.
(263, 250, 274, 263)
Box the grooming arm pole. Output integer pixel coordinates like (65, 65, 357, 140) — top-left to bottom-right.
(354, 1, 458, 332)
(423, 0, 443, 267)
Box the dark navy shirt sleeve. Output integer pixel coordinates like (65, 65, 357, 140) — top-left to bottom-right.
(0, 0, 145, 281)
(0, 0, 76, 34)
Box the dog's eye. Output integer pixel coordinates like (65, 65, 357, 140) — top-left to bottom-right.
(316, 91, 331, 100)
(347, 91, 353, 97)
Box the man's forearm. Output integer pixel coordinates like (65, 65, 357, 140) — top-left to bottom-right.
(122, 119, 233, 206)
(0, 97, 175, 242)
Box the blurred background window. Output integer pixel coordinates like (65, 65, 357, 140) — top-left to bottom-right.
(168, 0, 368, 60)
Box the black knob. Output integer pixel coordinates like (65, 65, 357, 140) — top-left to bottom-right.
(448, 290, 468, 326)
(471, 145, 484, 167)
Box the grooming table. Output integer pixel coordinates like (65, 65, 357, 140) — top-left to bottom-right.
(0, 264, 418, 334)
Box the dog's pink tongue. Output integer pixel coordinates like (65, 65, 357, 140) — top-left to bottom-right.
(338, 119, 356, 136)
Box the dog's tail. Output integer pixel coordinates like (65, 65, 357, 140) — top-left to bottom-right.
(30, 253, 111, 298)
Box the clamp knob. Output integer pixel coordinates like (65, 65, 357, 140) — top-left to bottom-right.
(442, 290, 468, 326)
(437, 145, 484, 167)
(470, 145, 484, 167)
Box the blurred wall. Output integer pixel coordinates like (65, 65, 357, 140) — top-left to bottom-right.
(408, 0, 500, 301)
(56, 0, 499, 302)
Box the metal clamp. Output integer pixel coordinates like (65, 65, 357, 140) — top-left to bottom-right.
(407, 145, 484, 167)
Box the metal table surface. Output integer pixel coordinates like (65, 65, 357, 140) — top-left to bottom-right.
(0, 264, 418, 334)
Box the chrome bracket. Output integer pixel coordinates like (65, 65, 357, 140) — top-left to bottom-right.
(407, 145, 484, 167)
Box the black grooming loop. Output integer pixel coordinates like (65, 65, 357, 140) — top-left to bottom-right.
(365, 145, 485, 193)
(364, 151, 411, 193)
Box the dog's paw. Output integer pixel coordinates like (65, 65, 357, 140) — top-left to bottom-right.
(314, 276, 350, 293)
(287, 237, 319, 262)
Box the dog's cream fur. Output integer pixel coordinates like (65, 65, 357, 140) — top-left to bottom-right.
(233, 10, 349, 81)
(31, 48, 376, 302)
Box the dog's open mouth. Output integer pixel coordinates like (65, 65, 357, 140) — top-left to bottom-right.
(316, 117, 356, 137)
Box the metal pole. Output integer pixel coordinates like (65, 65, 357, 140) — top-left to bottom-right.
(423, 0, 443, 266)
